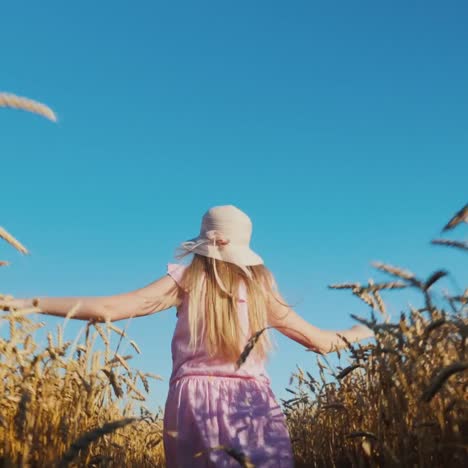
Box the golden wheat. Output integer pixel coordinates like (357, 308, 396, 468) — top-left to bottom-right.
(0, 306, 165, 466)
(0, 226, 29, 255)
(283, 273, 467, 467)
(442, 204, 468, 231)
(0, 92, 57, 122)
(0, 254, 283, 465)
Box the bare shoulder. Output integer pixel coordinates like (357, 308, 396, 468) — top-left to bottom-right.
(131, 274, 181, 297)
(105, 272, 182, 319)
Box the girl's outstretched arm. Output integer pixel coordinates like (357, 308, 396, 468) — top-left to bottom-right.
(4, 274, 181, 322)
(268, 295, 373, 354)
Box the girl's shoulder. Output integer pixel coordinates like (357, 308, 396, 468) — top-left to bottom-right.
(167, 263, 188, 287)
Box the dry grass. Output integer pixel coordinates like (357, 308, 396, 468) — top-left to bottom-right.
(0, 306, 166, 467)
(1, 97, 164, 467)
(280, 206, 467, 467)
(0, 92, 57, 122)
(284, 288, 467, 467)
(0, 226, 29, 257)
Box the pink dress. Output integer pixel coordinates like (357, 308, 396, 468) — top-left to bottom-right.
(163, 264, 293, 467)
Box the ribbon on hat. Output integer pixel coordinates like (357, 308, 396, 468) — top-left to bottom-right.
(205, 230, 230, 246)
(176, 230, 252, 298)
(176, 230, 230, 257)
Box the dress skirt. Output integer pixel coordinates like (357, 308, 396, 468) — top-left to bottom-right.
(163, 375, 294, 467)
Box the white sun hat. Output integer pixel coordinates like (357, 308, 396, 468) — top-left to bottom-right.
(176, 205, 263, 278)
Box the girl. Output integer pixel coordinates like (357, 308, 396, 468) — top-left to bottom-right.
(6, 205, 373, 467)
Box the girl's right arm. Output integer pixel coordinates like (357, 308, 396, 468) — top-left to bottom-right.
(3, 274, 181, 322)
(267, 295, 373, 354)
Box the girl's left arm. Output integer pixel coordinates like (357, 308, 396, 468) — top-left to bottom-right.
(4, 274, 181, 322)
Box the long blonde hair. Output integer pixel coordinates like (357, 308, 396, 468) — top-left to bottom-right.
(178, 254, 279, 361)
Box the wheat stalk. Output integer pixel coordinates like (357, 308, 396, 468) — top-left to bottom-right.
(57, 417, 138, 467)
(431, 239, 468, 251)
(0, 92, 57, 122)
(0, 226, 29, 254)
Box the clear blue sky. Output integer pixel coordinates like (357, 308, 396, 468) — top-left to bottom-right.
(1, 1, 467, 409)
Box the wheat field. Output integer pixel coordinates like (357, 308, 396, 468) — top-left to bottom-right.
(284, 266, 467, 467)
(281, 209, 467, 467)
(0, 276, 166, 466)
(1, 96, 164, 467)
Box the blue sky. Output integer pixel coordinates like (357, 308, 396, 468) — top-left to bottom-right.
(1, 1, 467, 409)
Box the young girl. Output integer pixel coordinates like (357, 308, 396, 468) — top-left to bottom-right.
(7, 205, 373, 467)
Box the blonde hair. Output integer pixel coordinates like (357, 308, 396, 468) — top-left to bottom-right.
(179, 255, 279, 361)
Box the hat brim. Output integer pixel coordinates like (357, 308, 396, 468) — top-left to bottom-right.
(181, 237, 263, 266)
